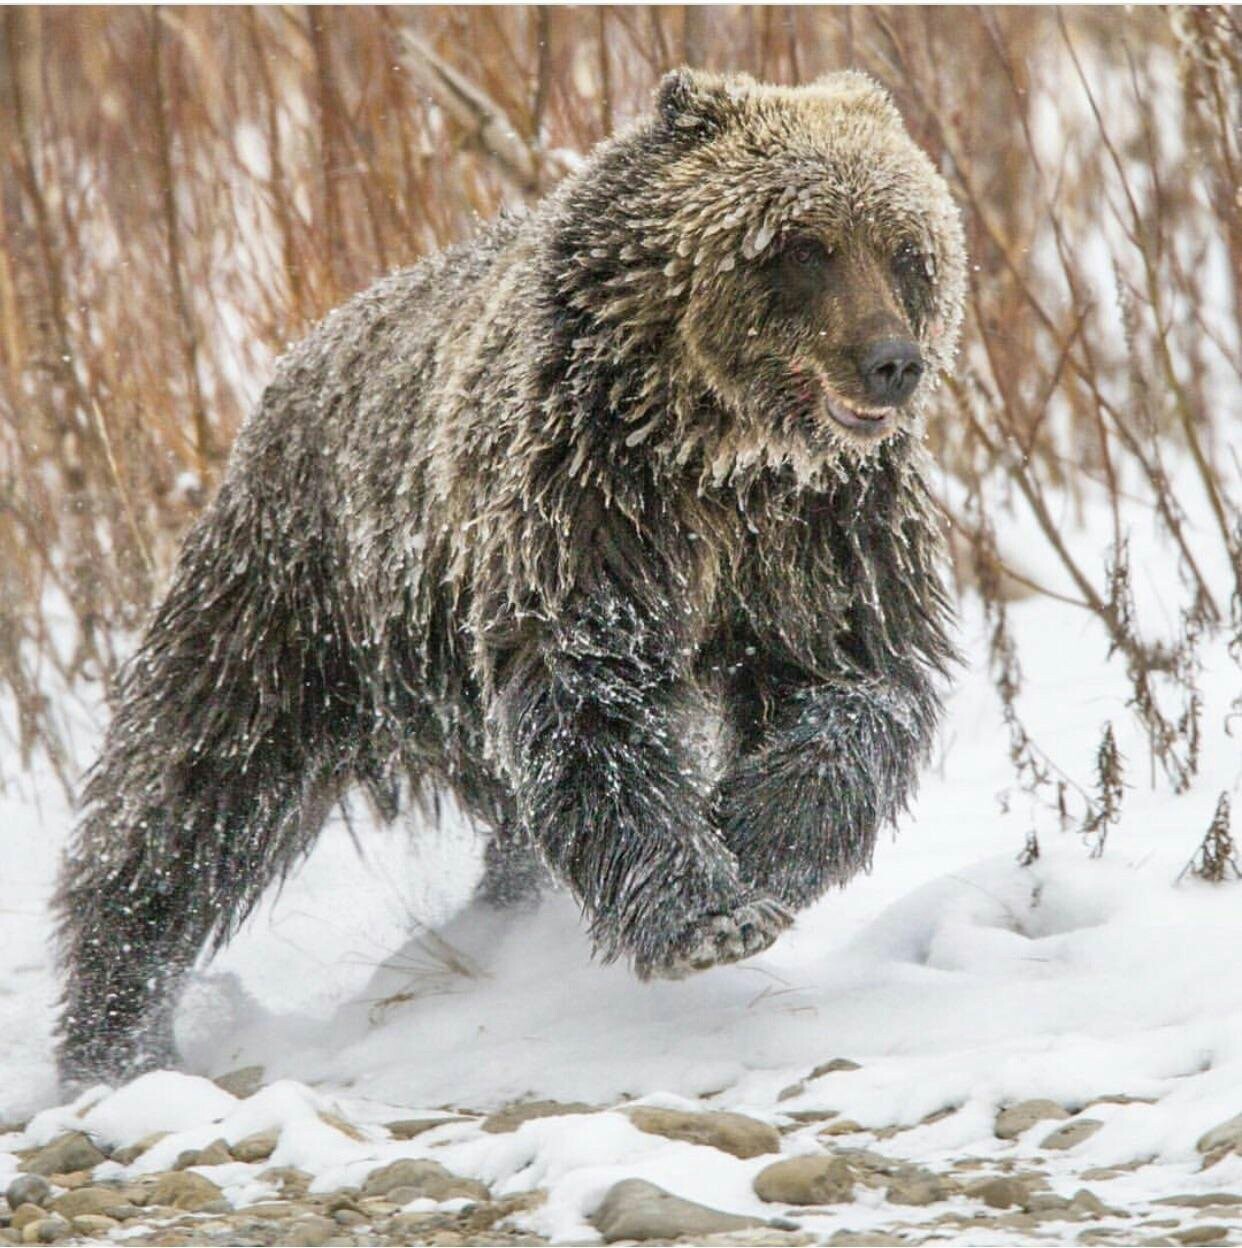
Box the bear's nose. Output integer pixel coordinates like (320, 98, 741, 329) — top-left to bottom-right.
(859, 339, 924, 407)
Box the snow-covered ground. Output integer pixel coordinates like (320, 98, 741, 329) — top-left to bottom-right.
(2, 478, 1240, 1245)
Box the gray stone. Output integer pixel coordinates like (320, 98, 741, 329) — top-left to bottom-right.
(819, 1119, 864, 1137)
(481, 1100, 595, 1134)
(1041, 1118, 1105, 1150)
(1172, 1230, 1231, 1247)
(232, 1129, 280, 1163)
(389, 1212, 437, 1236)
(258, 1167, 312, 1197)
(145, 1170, 225, 1211)
(4, 1177, 50, 1211)
(19, 1133, 107, 1177)
(8, 1208, 44, 1235)
(1196, 1112, 1242, 1156)
(173, 1137, 233, 1169)
(18, 1217, 69, 1246)
(277, 1214, 338, 1245)
(213, 1065, 265, 1099)
(967, 1176, 1030, 1209)
(885, 1174, 948, 1206)
(1069, 1188, 1113, 1217)
(810, 1059, 862, 1078)
(699, 1232, 813, 1246)
(1027, 1192, 1073, 1214)
(590, 1178, 764, 1242)
(385, 1116, 470, 1140)
(361, 1158, 488, 1203)
(754, 1156, 856, 1206)
(47, 1186, 133, 1220)
(69, 1214, 120, 1236)
(995, 1099, 1070, 1140)
(1154, 1193, 1242, 1208)
(626, 1107, 780, 1159)
(111, 1132, 168, 1166)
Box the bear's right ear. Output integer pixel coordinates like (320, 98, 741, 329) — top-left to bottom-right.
(655, 68, 737, 136)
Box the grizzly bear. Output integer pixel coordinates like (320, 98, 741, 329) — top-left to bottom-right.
(56, 68, 965, 1084)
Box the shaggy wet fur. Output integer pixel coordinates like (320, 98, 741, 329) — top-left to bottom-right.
(56, 69, 966, 1083)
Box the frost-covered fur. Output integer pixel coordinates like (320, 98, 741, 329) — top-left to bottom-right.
(56, 69, 965, 1083)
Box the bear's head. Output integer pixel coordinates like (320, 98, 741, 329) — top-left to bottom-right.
(553, 69, 966, 469)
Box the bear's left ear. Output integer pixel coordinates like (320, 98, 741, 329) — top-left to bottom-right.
(655, 68, 742, 136)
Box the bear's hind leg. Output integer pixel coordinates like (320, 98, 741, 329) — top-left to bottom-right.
(56, 747, 348, 1087)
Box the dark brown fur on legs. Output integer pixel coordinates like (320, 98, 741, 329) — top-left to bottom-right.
(56, 69, 965, 1084)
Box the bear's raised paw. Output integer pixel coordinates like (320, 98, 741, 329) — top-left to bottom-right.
(641, 896, 793, 980)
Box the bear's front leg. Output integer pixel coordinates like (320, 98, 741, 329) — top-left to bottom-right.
(489, 582, 791, 979)
(715, 665, 941, 911)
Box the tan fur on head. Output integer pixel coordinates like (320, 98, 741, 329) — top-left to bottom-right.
(557, 67, 966, 480)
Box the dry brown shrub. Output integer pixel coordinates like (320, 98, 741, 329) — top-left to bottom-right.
(1, 7, 1237, 832)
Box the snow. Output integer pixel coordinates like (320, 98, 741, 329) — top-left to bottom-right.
(1, 463, 1239, 1244)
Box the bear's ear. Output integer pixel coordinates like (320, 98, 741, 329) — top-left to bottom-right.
(813, 70, 904, 125)
(655, 68, 739, 136)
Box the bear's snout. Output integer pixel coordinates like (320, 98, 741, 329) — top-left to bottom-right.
(858, 338, 924, 407)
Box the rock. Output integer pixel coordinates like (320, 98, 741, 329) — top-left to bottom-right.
(777, 1082, 806, 1102)
(361, 1158, 488, 1202)
(1069, 1188, 1112, 1216)
(45, 1172, 90, 1190)
(213, 1065, 265, 1098)
(232, 1129, 279, 1163)
(174, 1138, 233, 1168)
(239, 1202, 300, 1221)
(885, 1174, 949, 1206)
(112, 1132, 169, 1166)
(146, 1170, 225, 1211)
(19, 1134, 107, 1177)
(19, 1217, 69, 1245)
(827, 1234, 895, 1246)
(967, 1176, 1030, 1209)
(1196, 1113, 1242, 1156)
(626, 1107, 780, 1159)
(995, 1099, 1070, 1140)
(809, 1059, 862, 1078)
(754, 1156, 856, 1206)
(699, 1232, 813, 1246)
(1027, 1192, 1073, 1214)
(8, 1209, 44, 1234)
(5, 1177, 50, 1210)
(1042, 1118, 1104, 1150)
(48, 1186, 133, 1219)
(390, 1212, 436, 1236)
(1173, 1230, 1231, 1247)
(386, 1116, 470, 1140)
(277, 1214, 337, 1246)
(333, 1209, 366, 1227)
(819, 1119, 864, 1137)
(480, 1100, 595, 1133)
(1154, 1193, 1242, 1208)
(318, 1112, 365, 1142)
(69, 1215, 120, 1236)
(590, 1179, 764, 1242)
(259, 1168, 312, 1198)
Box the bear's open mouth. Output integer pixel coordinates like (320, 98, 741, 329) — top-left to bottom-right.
(790, 364, 894, 440)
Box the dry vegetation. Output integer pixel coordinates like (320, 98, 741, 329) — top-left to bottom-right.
(0, 7, 1238, 856)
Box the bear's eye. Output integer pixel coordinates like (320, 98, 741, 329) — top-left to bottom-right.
(785, 236, 831, 267)
(893, 241, 931, 281)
